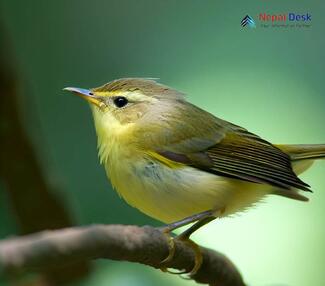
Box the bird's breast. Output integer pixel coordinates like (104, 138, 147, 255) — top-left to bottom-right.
(103, 147, 271, 224)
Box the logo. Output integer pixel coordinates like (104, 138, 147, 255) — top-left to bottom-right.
(241, 15, 256, 28)
(259, 13, 311, 22)
(241, 13, 312, 29)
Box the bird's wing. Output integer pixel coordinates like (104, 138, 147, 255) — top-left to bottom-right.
(149, 121, 311, 192)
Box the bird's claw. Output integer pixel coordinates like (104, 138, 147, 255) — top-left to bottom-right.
(178, 235, 203, 276)
(159, 229, 203, 276)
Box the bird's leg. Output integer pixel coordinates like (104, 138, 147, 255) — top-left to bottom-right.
(159, 209, 214, 233)
(159, 210, 215, 275)
(178, 216, 216, 239)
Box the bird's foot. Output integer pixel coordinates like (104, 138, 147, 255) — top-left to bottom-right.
(178, 233, 203, 276)
(159, 228, 203, 276)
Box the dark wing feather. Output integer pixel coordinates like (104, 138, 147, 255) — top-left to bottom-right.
(158, 127, 311, 192)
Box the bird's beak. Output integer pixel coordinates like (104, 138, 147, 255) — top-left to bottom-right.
(63, 87, 102, 107)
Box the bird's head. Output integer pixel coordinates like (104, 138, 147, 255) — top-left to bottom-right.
(64, 78, 186, 156)
(64, 78, 184, 124)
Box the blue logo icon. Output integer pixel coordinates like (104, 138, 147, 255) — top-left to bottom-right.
(241, 15, 256, 28)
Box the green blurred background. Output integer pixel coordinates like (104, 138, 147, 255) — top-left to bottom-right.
(1, 1, 324, 285)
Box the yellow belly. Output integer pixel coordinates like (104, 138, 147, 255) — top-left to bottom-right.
(105, 155, 272, 223)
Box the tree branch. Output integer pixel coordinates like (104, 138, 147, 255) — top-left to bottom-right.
(0, 224, 245, 286)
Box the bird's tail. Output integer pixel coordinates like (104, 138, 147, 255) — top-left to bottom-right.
(277, 144, 325, 161)
(276, 144, 325, 175)
(273, 144, 325, 202)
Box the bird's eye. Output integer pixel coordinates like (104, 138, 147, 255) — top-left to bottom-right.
(113, 96, 128, 108)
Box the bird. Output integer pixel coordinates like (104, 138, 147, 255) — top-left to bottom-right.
(64, 78, 325, 275)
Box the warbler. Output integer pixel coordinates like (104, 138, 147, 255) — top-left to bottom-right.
(64, 78, 325, 274)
